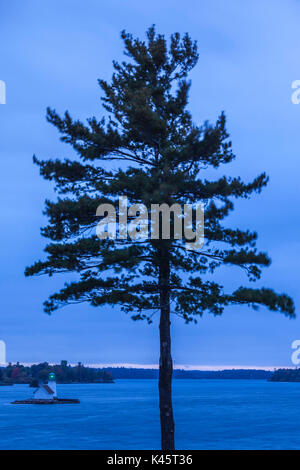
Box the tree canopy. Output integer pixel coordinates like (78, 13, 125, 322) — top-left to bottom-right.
(26, 26, 294, 322)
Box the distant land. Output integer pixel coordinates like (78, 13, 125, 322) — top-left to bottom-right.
(268, 369, 300, 382)
(0, 361, 114, 385)
(102, 367, 273, 380)
(0, 362, 276, 384)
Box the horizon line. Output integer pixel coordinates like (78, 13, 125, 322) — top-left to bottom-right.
(2, 362, 294, 371)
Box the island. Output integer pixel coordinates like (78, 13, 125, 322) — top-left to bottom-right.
(268, 368, 300, 382)
(12, 372, 80, 404)
(0, 361, 114, 385)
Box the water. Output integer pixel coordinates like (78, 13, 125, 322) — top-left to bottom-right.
(0, 379, 300, 449)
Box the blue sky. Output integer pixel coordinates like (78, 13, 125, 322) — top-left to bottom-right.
(1, 0, 300, 367)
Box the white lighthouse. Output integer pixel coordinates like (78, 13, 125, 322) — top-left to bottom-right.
(33, 372, 57, 400)
(13, 370, 79, 404)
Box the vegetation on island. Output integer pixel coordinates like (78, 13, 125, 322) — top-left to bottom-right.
(0, 361, 114, 385)
(25, 26, 294, 449)
(268, 369, 300, 382)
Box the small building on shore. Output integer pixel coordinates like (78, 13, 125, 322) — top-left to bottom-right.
(12, 371, 80, 404)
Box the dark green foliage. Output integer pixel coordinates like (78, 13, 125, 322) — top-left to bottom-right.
(269, 369, 300, 382)
(26, 26, 294, 323)
(103, 368, 272, 380)
(0, 361, 114, 385)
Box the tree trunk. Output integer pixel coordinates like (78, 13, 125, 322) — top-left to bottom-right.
(159, 258, 175, 450)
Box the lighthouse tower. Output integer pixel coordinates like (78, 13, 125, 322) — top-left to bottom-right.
(48, 372, 57, 398)
(33, 372, 57, 400)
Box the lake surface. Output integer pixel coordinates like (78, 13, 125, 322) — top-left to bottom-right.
(0, 379, 300, 449)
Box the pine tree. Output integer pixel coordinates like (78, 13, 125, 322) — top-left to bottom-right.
(26, 26, 294, 450)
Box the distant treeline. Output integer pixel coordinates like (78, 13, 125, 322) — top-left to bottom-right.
(268, 368, 300, 382)
(0, 361, 114, 385)
(0, 363, 275, 384)
(102, 367, 273, 380)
